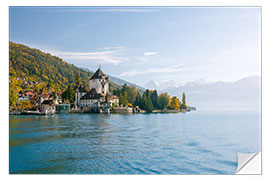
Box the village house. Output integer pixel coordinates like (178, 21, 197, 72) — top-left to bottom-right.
(75, 68, 119, 113)
(18, 89, 36, 99)
(41, 99, 56, 114)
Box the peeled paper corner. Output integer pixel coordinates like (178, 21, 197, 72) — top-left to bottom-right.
(235, 152, 261, 174)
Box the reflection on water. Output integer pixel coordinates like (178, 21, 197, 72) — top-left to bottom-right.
(9, 111, 261, 174)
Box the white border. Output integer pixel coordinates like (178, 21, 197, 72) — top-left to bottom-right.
(2, 0, 269, 179)
(6, 0, 265, 7)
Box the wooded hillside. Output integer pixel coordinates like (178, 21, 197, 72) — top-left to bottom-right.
(9, 42, 93, 91)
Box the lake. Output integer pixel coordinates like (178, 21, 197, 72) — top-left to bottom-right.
(9, 111, 261, 174)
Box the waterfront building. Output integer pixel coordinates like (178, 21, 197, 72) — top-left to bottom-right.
(55, 104, 70, 113)
(41, 99, 56, 114)
(75, 68, 119, 113)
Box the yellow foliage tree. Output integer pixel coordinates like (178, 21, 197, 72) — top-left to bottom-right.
(170, 96, 180, 110)
(9, 77, 21, 109)
(17, 100, 31, 110)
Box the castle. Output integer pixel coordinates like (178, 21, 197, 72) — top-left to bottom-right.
(74, 68, 119, 113)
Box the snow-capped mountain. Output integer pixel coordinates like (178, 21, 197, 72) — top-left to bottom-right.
(144, 79, 181, 90)
(143, 80, 160, 90)
(184, 78, 211, 87)
(144, 76, 261, 110)
(159, 79, 182, 89)
(163, 75, 261, 110)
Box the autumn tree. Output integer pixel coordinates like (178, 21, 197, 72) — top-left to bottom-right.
(17, 100, 31, 110)
(170, 96, 180, 110)
(159, 93, 171, 110)
(128, 86, 138, 104)
(9, 77, 20, 109)
(122, 91, 129, 106)
(9, 42, 93, 91)
(75, 73, 82, 89)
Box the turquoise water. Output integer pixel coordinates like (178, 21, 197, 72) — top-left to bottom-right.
(9, 111, 261, 174)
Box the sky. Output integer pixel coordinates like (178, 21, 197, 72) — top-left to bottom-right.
(9, 7, 261, 86)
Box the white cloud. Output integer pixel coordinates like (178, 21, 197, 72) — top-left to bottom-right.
(52, 48, 128, 65)
(100, 46, 125, 50)
(119, 64, 205, 76)
(144, 52, 158, 56)
(54, 8, 160, 13)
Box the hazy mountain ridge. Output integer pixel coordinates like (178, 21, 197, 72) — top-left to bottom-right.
(144, 76, 261, 110)
(144, 79, 181, 90)
(164, 76, 261, 110)
(109, 76, 145, 90)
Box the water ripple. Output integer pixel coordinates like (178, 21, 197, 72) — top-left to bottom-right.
(9, 112, 261, 174)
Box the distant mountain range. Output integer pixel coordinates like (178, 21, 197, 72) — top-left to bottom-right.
(144, 76, 261, 111)
(144, 79, 182, 90)
(109, 76, 144, 90)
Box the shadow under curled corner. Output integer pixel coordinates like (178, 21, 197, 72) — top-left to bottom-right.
(235, 152, 261, 174)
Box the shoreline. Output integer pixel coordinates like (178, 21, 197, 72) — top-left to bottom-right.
(9, 109, 194, 116)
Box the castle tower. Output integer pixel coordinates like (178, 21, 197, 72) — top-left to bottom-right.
(75, 85, 87, 109)
(89, 68, 109, 96)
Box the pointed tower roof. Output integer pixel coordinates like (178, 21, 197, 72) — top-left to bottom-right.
(90, 68, 106, 80)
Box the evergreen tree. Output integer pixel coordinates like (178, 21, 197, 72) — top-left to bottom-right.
(145, 89, 149, 97)
(122, 91, 129, 106)
(140, 93, 148, 110)
(150, 90, 159, 109)
(180, 92, 188, 110)
(119, 93, 124, 106)
(119, 92, 128, 106)
(146, 95, 154, 112)
(134, 93, 141, 107)
(121, 84, 129, 94)
(182, 92, 186, 105)
(113, 88, 121, 97)
(62, 85, 75, 103)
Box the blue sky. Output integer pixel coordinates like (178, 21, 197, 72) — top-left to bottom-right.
(9, 7, 261, 86)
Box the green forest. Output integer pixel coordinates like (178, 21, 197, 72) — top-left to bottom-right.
(112, 84, 187, 112)
(9, 42, 93, 91)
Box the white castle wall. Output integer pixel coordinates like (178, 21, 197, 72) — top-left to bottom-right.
(89, 78, 109, 95)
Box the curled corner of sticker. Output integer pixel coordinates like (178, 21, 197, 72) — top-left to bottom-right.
(235, 151, 261, 174)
